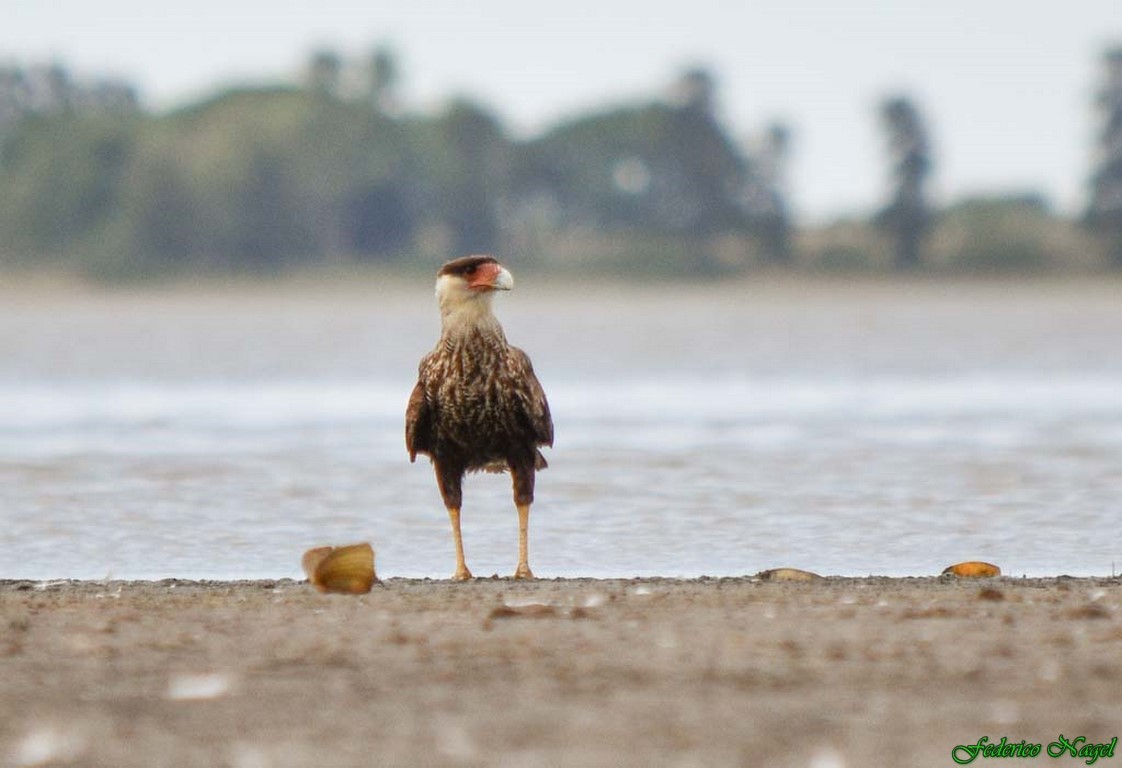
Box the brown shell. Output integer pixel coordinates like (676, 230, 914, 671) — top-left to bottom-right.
(942, 561, 1001, 578)
(303, 543, 378, 594)
(301, 547, 335, 580)
(756, 567, 824, 582)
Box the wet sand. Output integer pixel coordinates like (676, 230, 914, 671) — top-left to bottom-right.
(2, 576, 1120, 767)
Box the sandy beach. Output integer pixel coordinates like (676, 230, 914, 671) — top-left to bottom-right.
(2, 575, 1120, 767)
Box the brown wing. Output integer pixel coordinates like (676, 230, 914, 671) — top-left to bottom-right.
(509, 347, 553, 448)
(405, 379, 431, 462)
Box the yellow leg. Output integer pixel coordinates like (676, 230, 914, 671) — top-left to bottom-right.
(448, 507, 473, 581)
(514, 504, 534, 579)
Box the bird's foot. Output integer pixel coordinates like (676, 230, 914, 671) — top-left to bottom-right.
(513, 563, 535, 580)
(452, 566, 474, 581)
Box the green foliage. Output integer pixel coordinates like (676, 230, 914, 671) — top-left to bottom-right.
(407, 99, 510, 255)
(796, 197, 1098, 275)
(0, 114, 135, 259)
(934, 196, 1060, 273)
(0, 58, 1116, 280)
(531, 230, 748, 278)
(124, 89, 415, 270)
(1086, 47, 1122, 267)
(521, 102, 750, 236)
(797, 220, 889, 272)
(877, 95, 932, 269)
(1, 85, 517, 276)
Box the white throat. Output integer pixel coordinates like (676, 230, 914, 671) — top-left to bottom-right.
(436, 275, 503, 338)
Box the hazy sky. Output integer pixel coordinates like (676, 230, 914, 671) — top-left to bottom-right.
(3, 0, 1118, 222)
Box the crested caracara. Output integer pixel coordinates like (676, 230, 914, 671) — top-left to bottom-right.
(405, 255, 553, 580)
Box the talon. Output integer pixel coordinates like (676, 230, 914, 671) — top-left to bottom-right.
(446, 506, 472, 582)
(513, 565, 535, 580)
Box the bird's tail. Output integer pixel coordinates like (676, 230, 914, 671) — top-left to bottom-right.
(478, 450, 548, 474)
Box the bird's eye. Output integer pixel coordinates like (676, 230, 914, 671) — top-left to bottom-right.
(464, 265, 476, 275)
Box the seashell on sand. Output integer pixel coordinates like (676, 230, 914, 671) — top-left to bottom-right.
(942, 561, 1001, 578)
(756, 567, 824, 582)
(302, 543, 378, 594)
(301, 547, 335, 580)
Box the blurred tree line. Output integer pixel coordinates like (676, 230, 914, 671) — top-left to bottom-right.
(0, 47, 1120, 279)
(1086, 47, 1122, 267)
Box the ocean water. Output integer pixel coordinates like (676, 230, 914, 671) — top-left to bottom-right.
(1, 279, 1120, 580)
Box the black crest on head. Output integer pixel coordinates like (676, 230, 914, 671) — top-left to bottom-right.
(438, 255, 499, 278)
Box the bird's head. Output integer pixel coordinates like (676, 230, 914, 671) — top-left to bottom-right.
(435, 255, 514, 321)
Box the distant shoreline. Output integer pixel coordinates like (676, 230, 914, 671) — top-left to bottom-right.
(3, 574, 1120, 590)
(2, 267, 1121, 298)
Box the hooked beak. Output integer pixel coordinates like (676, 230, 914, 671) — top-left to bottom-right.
(468, 263, 514, 292)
